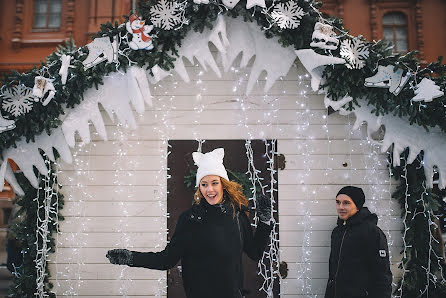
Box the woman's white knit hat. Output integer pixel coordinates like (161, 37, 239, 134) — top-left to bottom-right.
(193, 148, 229, 187)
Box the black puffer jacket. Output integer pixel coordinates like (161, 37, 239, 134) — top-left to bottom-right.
(130, 198, 271, 298)
(325, 207, 392, 298)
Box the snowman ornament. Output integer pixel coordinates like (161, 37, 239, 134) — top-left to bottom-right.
(126, 14, 154, 51)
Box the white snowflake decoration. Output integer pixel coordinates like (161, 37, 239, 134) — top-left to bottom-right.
(150, 0, 188, 30)
(1, 85, 36, 117)
(340, 38, 370, 69)
(271, 0, 305, 29)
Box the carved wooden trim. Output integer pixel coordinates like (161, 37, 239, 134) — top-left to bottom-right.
(336, 0, 345, 20)
(11, 0, 25, 49)
(370, 0, 378, 41)
(65, 0, 76, 39)
(318, 0, 342, 18)
(415, 0, 425, 62)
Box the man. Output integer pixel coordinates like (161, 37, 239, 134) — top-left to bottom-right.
(325, 186, 392, 298)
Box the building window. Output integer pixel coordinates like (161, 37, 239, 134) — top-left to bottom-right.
(382, 12, 408, 53)
(33, 0, 62, 29)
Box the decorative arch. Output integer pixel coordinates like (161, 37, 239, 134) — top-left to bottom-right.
(0, 0, 445, 297)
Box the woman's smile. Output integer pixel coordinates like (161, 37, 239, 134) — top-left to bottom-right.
(200, 175, 224, 205)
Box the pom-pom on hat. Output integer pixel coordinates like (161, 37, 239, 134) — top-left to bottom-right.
(336, 186, 365, 209)
(193, 148, 229, 187)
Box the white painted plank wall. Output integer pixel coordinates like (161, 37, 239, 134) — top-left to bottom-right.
(49, 57, 402, 297)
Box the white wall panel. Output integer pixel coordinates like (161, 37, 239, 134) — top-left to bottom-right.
(51, 55, 402, 297)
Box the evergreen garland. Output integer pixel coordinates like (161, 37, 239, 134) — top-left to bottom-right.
(391, 150, 446, 297)
(0, 0, 445, 296)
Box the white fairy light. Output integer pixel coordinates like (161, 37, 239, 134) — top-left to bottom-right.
(228, 57, 282, 296)
(416, 177, 446, 296)
(245, 139, 267, 227)
(193, 67, 206, 144)
(59, 140, 92, 296)
(394, 155, 410, 298)
(391, 154, 446, 298)
(294, 68, 314, 295)
(151, 71, 178, 297)
(256, 140, 279, 297)
(385, 146, 399, 295)
(35, 155, 59, 298)
(112, 122, 136, 296)
(53, 161, 62, 296)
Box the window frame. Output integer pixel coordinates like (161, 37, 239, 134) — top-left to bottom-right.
(382, 11, 409, 53)
(32, 0, 63, 31)
(11, 0, 75, 49)
(370, 0, 423, 61)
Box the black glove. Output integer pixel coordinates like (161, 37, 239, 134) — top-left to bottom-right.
(106, 249, 133, 266)
(256, 194, 272, 223)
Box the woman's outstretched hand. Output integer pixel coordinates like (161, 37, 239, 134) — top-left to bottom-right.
(256, 194, 272, 223)
(106, 249, 133, 266)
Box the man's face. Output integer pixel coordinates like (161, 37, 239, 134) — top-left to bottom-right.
(336, 194, 359, 220)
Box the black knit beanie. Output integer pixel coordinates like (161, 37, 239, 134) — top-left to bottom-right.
(336, 186, 365, 209)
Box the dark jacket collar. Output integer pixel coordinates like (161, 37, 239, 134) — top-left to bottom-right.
(336, 207, 378, 227)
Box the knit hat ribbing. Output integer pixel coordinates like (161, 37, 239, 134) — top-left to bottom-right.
(336, 186, 365, 209)
(193, 148, 229, 187)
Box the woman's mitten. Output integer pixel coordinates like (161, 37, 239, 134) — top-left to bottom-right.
(106, 249, 133, 265)
(256, 194, 272, 223)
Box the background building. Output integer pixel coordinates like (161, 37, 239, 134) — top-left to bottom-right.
(1, 0, 445, 75)
(0, 0, 132, 74)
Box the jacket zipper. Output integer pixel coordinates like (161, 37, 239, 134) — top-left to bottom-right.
(235, 211, 244, 297)
(236, 211, 242, 246)
(334, 224, 347, 298)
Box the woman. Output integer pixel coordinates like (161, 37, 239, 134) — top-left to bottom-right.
(106, 148, 272, 298)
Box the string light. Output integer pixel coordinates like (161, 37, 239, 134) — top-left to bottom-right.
(259, 140, 280, 297)
(150, 70, 178, 296)
(297, 71, 314, 295)
(245, 140, 266, 227)
(395, 155, 410, 298)
(57, 138, 94, 296)
(54, 160, 62, 296)
(416, 171, 446, 296)
(229, 60, 281, 296)
(35, 155, 59, 298)
(193, 67, 206, 146)
(112, 122, 136, 296)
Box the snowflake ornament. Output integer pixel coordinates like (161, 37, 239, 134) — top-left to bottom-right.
(150, 0, 188, 30)
(271, 0, 305, 29)
(340, 38, 370, 69)
(1, 85, 36, 117)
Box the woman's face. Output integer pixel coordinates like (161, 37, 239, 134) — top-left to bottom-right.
(199, 175, 224, 205)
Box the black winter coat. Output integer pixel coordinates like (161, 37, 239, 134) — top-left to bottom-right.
(130, 198, 271, 298)
(325, 207, 392, 298)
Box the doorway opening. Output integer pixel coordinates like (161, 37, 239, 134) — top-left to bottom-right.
(167, 139, 279, 297)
